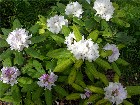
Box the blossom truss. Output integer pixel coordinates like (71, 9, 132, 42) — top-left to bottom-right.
(104, 82, 127, 105)
(64, 32, 100, 62)
(65, 1, 83, 18)
(37, 72, 58, 90)
(103, 43, 120, 62)
(47, 15, 68, 34)
(93, 0, 115, 21)
(0, 67, 20, 86)
(6, 28, 32, 52)
(80, 88, 92, 99)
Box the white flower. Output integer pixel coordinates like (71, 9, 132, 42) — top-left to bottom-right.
(65, 1, 83, 18)
(103, 43, 120, 62)
(64, 32, 99, 62)
(37, 72, 58, 90)
(0, 67, 20, 86)
(6, 28, 32, 51)
(47, 15, 68, 34)
(104, 82, 127, 105)
(93, 0, 115, 21)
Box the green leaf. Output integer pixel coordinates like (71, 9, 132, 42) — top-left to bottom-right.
(85, 68, 94, 82)
(116, 58, 129, 66)
(100, 50, 112, 58)
(32, 60, 45, 74)
(68, 68, 77, 84)
(0, 39, 9, 47)
(126, 86, 140, 95)
(2, 58, 12, 67)
(11, 85, 21, 102)
(32, 88, 43, 101)
(31, 35, 46, 44)
(62, 25, 70, 36)
(45, 89, 52, 105)
(66, 93, 81, 100)
(54, 58, 74, 72)
(95, 99, 108, 105)
(29, 24, 39, 34)
(0, 82, 10, 98)
(0, 48, 12, 61)
(72, 83, 84, 92)
(88, 30, 99, 42)
(50, 35, 64, 46)
(0, 96, 13, 103)
(56, 3, 66, 13)
(87, 86, 104, 94)
(73, 24, 82, 41)
(18, 77, 33, 84)
(113, 73, 120, 82)
(1, 28, 12, 36)
(111, 62, 121, 76)
(14, 51, 24, 65)
(75, 80, 86, 88)
(101, 20, 109, 29)
(85, 19, 95, 29)
(38, 15, 46, 24)
(123, 100, 134, 105)
(112, 18, 130, 27)
(73, 17, 85, 26)
(54, 85, 68, 97)
(13, 19, 22, 30)
(25, 48, 44, 60)
(47, 48, 72, 59)
(95, 58, 112, 70)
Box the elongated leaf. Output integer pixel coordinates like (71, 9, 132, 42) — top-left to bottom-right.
(2, 58, 12, 67)
(116, 58, 129, 66)
(18, 77, 33, 84)
(54, 85, 68, 97)
(112, 18, 130, 27)
(0, 96, 13, 103)
(87, 86, 104, 94)
(73, 17, 85, 26)
(126, 86, 140, 95)
(95, 99, 108, 105)
(0, 39, 9, 47)
(31, 35, 46, 44)
(66, 93, 81, 100)
(25, 48, 44, 60)
(72, 83, 84, 92)
(85, 68, 94, 82)
(62, 25, 70, 36)
(75, 80, 86, 88)
(29, 24, 39, 34)
(47, 48, 72, 59)
(1, 28, 12, 36)
(32, 88, 43, 101)
(0, 82, 10, 98)
(68, 68, 77, 84)
(113, 73, 119, 82)
(33, 60, 45, 74)
(123, 100, 133, 105)
(45, 89, 52, 105)
(100, 50, 112, 58)
(74, 60, 83, 69)
(13, 19, 22, 30)
(111, 62, 121, 76)
(50, 35, 64, 46)
(54, 58, 73, 72)
(95, 58, 112, 70)
(0, 48, 12, 61)
(73, 24, 82, 41)
(88, 30, 99, 41)
(11, 85, 21, 102)
(38, 15, 46, 24)
(14, 51, 24, 65)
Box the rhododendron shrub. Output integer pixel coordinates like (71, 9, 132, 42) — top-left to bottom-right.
(0, 0, 140, 105)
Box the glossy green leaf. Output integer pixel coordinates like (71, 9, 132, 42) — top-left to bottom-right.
(126, 86, 140, 95)
(73, 24, 82, 41)
(87, 86, 104, 94)
(18, 77, 33, 84)
(111, 62, 121, 76)
(31, 35, 46, 44)
(54, 58, 73, 72)
(88, 30, 99, 42)
(68, 68, 77, 84)
(66, 93, 81, 100)
(50, 35, 64, 46)
(2, 58, 12, 67)
(116, 58, 129, 66)
(62, 25, 70, 36)
(95, 99, 108, 105)
(54, 85, 68, 97)
(13, 19, 22, 30)
(45, 89, 52, 105)
(100, 50, 112, 58)
(73, 17, 85, 26)
(72, 83, 84, 92)
(47, 48, 72, 59)
(113, 73, 120, 82)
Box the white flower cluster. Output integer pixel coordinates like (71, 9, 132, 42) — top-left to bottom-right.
(6, 28, 32, 51)
(93, 0, 115, 21)
(64, 32, 99, 62)
(0, 67, 20, 86)
(65, 1, 83, 18)
(47, 15, 68, 34)
(104, 82, 127, 105)
(103, 43, 120, 62)
(37, 72, 58, 90)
